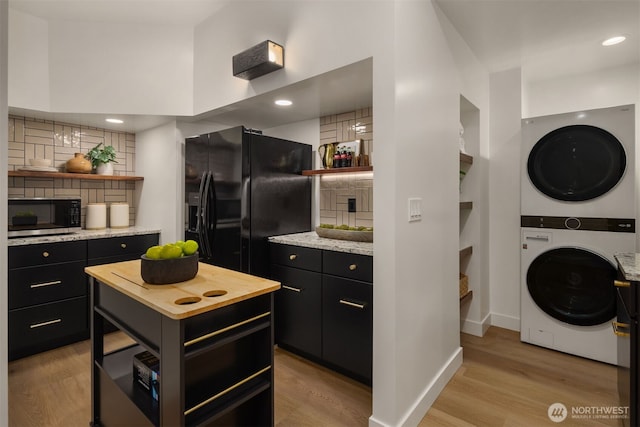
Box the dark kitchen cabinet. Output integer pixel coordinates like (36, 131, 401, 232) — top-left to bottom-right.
(270, 243, 372, 384)
(8, 240, 88, 360)
(8, 232, 160, 360)
(87, 233, 159, 266)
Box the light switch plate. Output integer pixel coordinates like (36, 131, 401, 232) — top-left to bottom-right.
(408, 198, 422, 222)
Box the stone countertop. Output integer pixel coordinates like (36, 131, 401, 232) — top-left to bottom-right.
(8, 226, 161, 246)
(85, 260, 280, 320)
(269, 231, 373, 256)
(614, 253, 640, 282)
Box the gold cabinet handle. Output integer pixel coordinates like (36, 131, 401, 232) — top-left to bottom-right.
(339, 299, 366, 309)
(282, 285, 301, 293)
(30, 280, 62, 289)
(349, 264, 357, 271)
(612, 321, 630, 337)
(42, 251, 49, 258)
(120, 243, 127, 249)
(289, 254, 297, 260)
(30, 319, 62, 329)
(614, 280, 631, 288)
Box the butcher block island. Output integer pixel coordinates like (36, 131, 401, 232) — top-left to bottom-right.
(85, 260, 280, 427)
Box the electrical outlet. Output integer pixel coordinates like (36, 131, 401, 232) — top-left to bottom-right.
(348, 198, 356, 213)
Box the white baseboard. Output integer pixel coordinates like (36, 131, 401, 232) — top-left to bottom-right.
(460, 312, 491, 337)
(490, 312, 520, 331)
(368, 347, 463, 427)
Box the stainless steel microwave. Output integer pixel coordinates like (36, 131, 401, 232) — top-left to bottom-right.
(8, 197, 81, 238)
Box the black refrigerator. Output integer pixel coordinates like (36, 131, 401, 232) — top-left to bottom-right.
(185, 126, 311, 278)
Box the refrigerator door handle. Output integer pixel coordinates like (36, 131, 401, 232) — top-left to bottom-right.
(200, 172, 213, 259)
(208, 173, 218, 258)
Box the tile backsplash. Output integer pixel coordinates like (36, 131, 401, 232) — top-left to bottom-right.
(319, 108, 373, 228)
(7, 115, 137, 227)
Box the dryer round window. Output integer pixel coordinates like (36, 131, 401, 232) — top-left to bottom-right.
(521, 105, 635, 218)
(527, 124, 626, 202)
(526, 247, 617, 326)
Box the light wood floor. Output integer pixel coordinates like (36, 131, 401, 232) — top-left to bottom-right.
(8, 327, 620, 426)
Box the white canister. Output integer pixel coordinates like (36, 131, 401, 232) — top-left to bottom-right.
(110, 202, 130, 228)
(86, 203, 107, 230)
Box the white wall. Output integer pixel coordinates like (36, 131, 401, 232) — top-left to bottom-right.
(1, 2, 8, 425)
(8, 12, 194, 115)
(488, 68, 522, 331)
(523, 64, 639, 119)
(7, 9, 49, 111)
(435, 2, 491, 337)
(135, 120, 182, 243)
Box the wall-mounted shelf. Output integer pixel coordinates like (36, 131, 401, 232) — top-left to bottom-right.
(460, 290, 473, 303)
(302, 166, 373, 176)
(459, 153, 473, 165)
(460, 201, 473, 210)
(459, 246, 473, 260)
(9, 171, 144, 182)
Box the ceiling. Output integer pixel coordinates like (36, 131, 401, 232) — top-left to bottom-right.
(7, 0, 639, 133)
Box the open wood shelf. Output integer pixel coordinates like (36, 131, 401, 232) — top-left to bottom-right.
(459, 201, 473, 209)
(459, 153, 473, 165)
(460, 290, 473, 303)
(9, 171, 144, 181)
(302, 166, 373, 176)
(459, 246, 473, 259)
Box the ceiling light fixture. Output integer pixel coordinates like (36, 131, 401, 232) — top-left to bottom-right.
(275, 99, 292, 106)
(602, 36, 626, 46)
(105, 118, 124, 124)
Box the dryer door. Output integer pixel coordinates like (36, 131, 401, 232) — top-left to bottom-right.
(527, 125, 626, 202)
(527, 247, 617, 326)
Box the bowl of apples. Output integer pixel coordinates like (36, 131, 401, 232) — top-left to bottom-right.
(141, 240, 199, 285)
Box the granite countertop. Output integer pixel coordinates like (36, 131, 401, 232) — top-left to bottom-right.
(614, 253, 640, 282)
(8, 226, 161, 246)
(85, 260, 280, 319)
(269, 231, 373, 256)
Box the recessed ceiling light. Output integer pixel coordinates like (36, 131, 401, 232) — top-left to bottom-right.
(275, 99, 292, 106)
(105, 118, 123, 124)
(602, 36, 626, 46)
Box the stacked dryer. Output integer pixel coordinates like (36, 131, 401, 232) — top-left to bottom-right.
(520, 104, 636, 365)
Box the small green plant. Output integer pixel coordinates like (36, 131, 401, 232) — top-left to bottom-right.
(86, 143, 117, 168)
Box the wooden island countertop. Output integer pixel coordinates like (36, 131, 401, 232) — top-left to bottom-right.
(85, 259, 280, 320)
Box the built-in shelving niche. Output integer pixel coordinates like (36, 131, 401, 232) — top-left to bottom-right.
(459, 94, 480, 308)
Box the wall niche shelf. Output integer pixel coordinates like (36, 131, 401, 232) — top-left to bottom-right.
(9, 171, 144, 182)
(460, 290, 473, 303)
(459, 153, 473, 165)
(302, 166, 373, 176)
(460, 201, 473, 210)
(459, 246, 473, 260)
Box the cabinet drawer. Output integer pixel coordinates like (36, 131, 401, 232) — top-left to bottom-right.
(9, 260, 87, 309)
(9, 296, 88, 360)
(87, 234, 159, 261)
(270, 243, 321, 272)
(322, 250, 373, 282)
(272, 264, 322, 358)
(9, 240, 86, 269)
(322, 275, 372, 383)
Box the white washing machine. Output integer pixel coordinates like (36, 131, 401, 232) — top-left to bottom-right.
(521, 104, 635, 218)
(521, 217, 636, 365)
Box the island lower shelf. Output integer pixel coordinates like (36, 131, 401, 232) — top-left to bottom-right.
(86, 260, 280, 426)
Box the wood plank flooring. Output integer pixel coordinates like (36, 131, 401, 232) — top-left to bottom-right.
(8, 327, 620, 426)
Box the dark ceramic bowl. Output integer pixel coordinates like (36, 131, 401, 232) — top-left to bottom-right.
(140, 252, 199, 285)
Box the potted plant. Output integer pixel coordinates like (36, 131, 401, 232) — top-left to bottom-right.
(86, 143, 118, 175)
